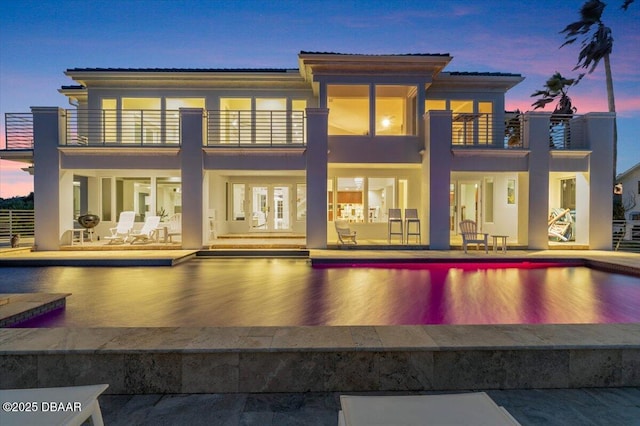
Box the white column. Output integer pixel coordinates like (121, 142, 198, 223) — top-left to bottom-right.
(424, 110, 452, 249)
(180, 108, 204, 249)
(32, 107, 65, 250)
(525, 112, 551, 249)
(305, 108, 329, 248)
(585, 112, 615, 249)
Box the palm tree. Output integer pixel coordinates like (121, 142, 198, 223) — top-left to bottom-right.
(531, 72, 577, 115)
(560, 0, 634, 181)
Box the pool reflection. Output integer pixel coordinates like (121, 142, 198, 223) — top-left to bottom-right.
(3, 260, 640, 327)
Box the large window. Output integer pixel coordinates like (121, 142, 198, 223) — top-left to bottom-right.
(122, 98, 161, 144)
(101, 99, 117, 143)
(292, 100, 307, 144)
(220, 98, 251, 144)
(232, 183, 245, 221)
(336, 177, 365, 222)
(328, 85, 369, 135)
(375, 85, 416, 136)
(166, 98, 205, 144)
(368, 178, 394, 222)
(156, 178, 182, 218)
(116, 178, 151, 222)
(328, 176, 402, 223)
(478, 101, 493, 145)
(256, 98, 286, 144)
(296, 184, 307, 221)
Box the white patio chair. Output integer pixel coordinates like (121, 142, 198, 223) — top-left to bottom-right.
(459, 219, 488, 253)
(166, 213, 182, 243)
(103, 211, 135, 244)
(129, 215, 161, 244)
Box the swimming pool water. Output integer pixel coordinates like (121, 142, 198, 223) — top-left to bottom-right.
(2, 259, 640, 327)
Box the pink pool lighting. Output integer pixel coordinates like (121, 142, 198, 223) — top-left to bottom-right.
(5, 260, 640, 327)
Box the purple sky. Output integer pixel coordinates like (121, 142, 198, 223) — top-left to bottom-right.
(1, 0, 638, 197)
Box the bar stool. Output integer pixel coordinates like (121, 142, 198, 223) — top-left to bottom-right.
(405, 208, 421, 243)
(388, 208, 403, 243)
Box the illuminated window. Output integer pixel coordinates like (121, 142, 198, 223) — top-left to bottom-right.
(101, 99, 117, 143)
(425, 99, 446, 111)
(451, 100, 474, 145)
(256, 98, 286, 144)
(375, 85, 416, 135)
(296, 184, 307, 221)
(485, 179, 494, 223)
(122, 98, 161, 144)
(220, 98, 251, 144)
(166, 98, 205, 144)
(232, 183, 245, 221)
(368, 178, 395, 222)
(328, 85, 369, 135)
(478, 101, 493, 145)
(292, 100, 307, 144)
(156, 177, 182, 217)
(116, 177, 151, 222)
(336, 177, 365, 222)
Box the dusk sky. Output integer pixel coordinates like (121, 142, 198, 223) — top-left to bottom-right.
(1, 0, 638, 198)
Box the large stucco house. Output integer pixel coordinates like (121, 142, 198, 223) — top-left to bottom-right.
(1, 52, 615, 250)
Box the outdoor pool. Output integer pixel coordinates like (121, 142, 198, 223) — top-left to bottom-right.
(2, 259, 640, 327)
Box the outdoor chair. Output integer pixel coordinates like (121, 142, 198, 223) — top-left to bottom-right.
(165, 213, 182, 243)
(459, 219, 488, 253)
(103, 211, 135, 244)
(388, 208, 403, 243)
(405, 208, 421, 243)
(335, 220, 357, 244)
(129, 215, 161, 244)
(0, 384, 109, 426)
(338, 392, 520, 425)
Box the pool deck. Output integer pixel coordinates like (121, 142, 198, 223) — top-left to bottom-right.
(1, 247, 639, 424)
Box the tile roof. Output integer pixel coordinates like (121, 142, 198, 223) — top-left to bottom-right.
(66, 68, 297, 73)
(447, 71, 522, 77)
(299, 51, 450, 57)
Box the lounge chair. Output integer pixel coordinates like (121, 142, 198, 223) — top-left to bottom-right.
(103, 211, 135, 244)
(459, 219, 488, 253)
(548, 208, 573, 241)
(338, 392, 521, 425)
(335, 220, 357, 244)
(129, 215, 161, 244)
(0, 384, 109, 426)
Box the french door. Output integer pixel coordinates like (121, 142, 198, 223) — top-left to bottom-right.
(450, 181, 481, 235)
(249, 185, 291, 231)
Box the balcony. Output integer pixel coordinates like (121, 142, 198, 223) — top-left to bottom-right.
(450, 112, 587, 150)
(206, 110, 306, 147)
(3, 113, 34, 150)
(63, 109, 181, 146)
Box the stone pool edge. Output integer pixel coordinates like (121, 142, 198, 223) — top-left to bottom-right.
(1, 323, 639, 394)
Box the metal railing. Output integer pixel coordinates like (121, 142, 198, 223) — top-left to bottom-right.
(451, 113, 512, 148)
(3, 113, 34, 150)
(206, 110, 306, 146)
(613, 220, 640, 252)
(0, 209, 34, 242)
(549, 114, 586, 150)
(63, 109, 181, 146)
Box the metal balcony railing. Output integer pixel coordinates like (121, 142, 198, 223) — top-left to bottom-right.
(206, 110, 306, 146)
(63, 109, 181, 146)
(3, 113, 34, 150)
(451, 113, 510, 148)
(549, 114, 586, 150)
